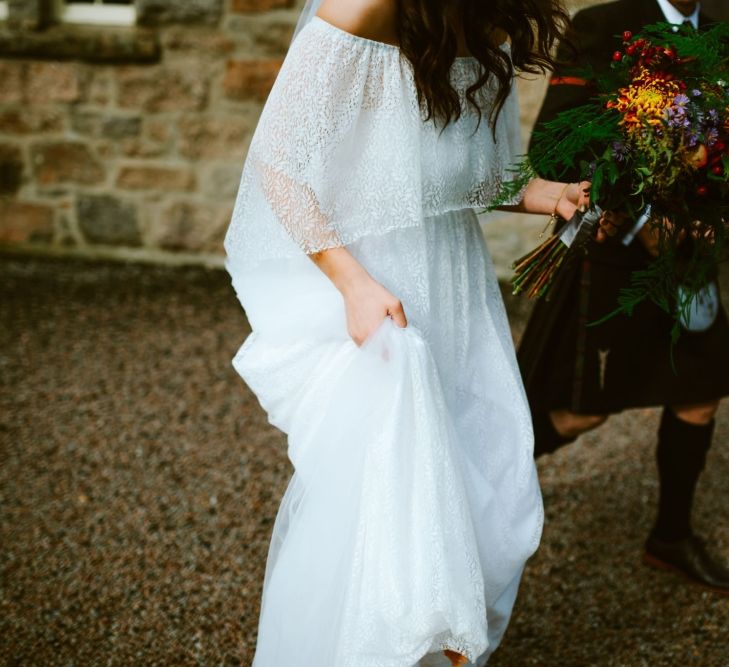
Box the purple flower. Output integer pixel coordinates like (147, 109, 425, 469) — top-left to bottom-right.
(705, 127, 719, 147)
(691, 89, 702, 97)
(667, 112, 691, 129)
(686, 129, 700, 147)
(673, 94, 690, 108)
(611, 141, 629, 162)
(708, 108, 719, 124)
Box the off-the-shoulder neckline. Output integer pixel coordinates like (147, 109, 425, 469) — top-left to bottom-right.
(311, 16, 509, 60)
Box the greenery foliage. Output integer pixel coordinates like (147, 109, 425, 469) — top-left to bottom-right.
(495, 22, 729, 334)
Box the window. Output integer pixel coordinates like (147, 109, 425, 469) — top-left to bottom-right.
(0, 2, 8, 21)
(56, 0, 136, 26)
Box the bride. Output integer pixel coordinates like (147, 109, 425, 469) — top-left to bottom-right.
(225, 0, 616, 664)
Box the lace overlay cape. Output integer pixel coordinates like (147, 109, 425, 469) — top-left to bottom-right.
(225, 17, 525, 264)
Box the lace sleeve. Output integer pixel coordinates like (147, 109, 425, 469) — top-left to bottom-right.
(225, 18, 424, 265)
(494, 79, 528, 206)
(254, 159, 341, 253)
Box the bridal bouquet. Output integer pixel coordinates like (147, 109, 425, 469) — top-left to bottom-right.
(503, 22, 729, 334)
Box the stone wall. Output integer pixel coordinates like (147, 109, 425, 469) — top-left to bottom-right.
(0, 0, 300, 266)
(0, 0, 723, 271)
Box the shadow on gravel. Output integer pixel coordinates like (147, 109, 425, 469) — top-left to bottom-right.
(1, 256, 727, 666)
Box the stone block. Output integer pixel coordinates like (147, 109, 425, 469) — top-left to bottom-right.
(120, 118, 172, 158)
(25, 62, 83, 104)
(177, 115, 253, 160)
(0, 24, 160, 63)
(32, 142, 105, 186)
(136, 0, 223, 26)
(223, 59, 282, 102)
(77, 195, 141, 246)
(225, 16, 295, 56)
(70, 111, 101, 136)
(230, 0, 295, 11)
(94, 139, 116, 161)
(103, 116, 143, 140)
(203, 165, 242, 200)
(71, 112, 141, 139)
(0, 143, 24, 195)
(117, 165, 195, 191)
(117, 65, 208, 112)
(154, 201, 228, 252)
(0, 109, 64, 135)
(7, 0, 51, 29)
(0, 201, 54, 244)
(162, 28, 234, 57)
(85, 69, 115, 107)
(0, 61, 24, 104)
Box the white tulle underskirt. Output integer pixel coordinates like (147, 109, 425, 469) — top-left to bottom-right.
(228, 209, 543, 666)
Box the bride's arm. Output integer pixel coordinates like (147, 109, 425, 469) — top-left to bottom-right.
(498, 178, 623, 242)
(310, 247, 408, 346)
(304, 0, 406, 347)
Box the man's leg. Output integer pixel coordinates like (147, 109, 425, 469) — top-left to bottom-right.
(532, 408, 608, 457)
(645, 400, 729, 592)
(652, 402, 718, 541)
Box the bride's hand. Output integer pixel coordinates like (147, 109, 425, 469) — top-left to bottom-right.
(342, 275, 407, 346)
(308, 247, 407, 346)
(555, 180, 591, 221)
(555, 181, 628, 243)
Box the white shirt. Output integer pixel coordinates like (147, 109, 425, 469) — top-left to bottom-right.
(656, 0, 700, 28)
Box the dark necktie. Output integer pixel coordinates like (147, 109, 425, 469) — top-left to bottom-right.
(674, 19, 695, 33)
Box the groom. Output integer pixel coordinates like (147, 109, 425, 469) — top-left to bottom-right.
(519, 0, 729, 592)
(702, 0, 729, 21)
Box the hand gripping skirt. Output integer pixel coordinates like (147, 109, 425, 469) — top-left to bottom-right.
(228, 209, 543, 667)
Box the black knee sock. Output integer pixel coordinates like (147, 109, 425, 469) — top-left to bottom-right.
(532, 408, 576, 458)
(652, 408, 714, 542)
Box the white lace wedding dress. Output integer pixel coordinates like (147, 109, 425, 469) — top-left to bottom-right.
(225, 17, 543, 667)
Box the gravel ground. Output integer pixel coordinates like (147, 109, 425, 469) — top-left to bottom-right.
(1, 256, 728, 667)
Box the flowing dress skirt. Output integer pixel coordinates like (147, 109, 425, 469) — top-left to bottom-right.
(228, 209, 543, 666)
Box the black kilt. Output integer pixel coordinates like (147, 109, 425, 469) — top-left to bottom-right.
(517, 239, 729, 415)
(517, 0, 729, 415)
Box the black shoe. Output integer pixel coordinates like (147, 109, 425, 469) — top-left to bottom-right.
(644, 534, 729, 594)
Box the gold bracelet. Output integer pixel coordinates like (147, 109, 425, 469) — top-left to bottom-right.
(540, 182, 572, 238)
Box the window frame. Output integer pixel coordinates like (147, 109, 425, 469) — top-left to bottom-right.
(54, 0, 137, 27)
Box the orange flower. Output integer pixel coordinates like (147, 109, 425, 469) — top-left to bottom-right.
(612, 68, 682, 132)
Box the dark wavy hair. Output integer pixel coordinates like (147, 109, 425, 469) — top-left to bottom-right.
(396, 0, 570, 127)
